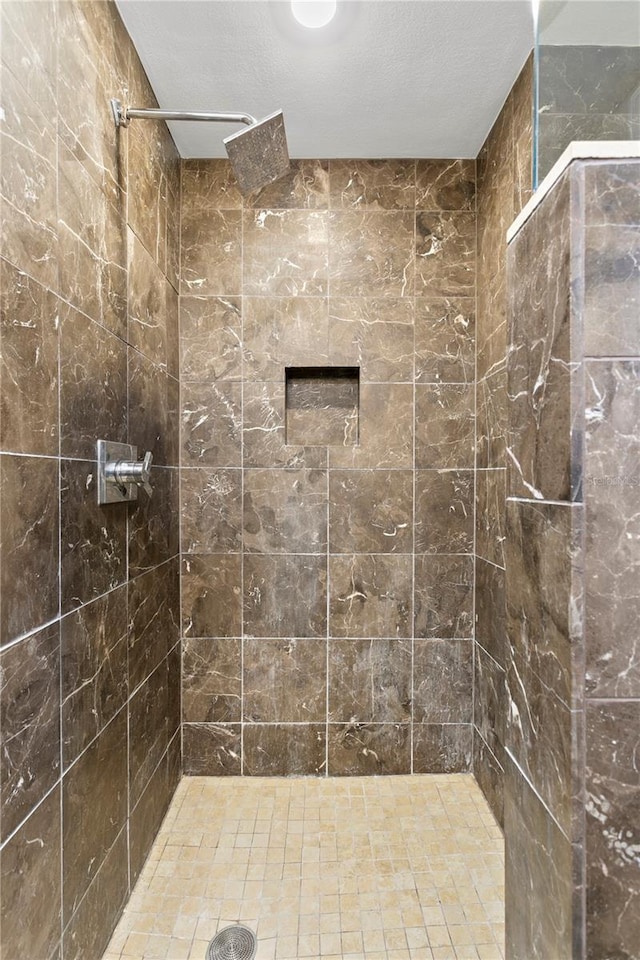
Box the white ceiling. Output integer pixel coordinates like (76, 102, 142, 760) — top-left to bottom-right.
(116, 0, 534, 159)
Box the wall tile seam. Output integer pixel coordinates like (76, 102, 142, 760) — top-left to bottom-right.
(504, 745, 573, 844)
(59, 819, 129, 938)
(473, 725, 504, 770)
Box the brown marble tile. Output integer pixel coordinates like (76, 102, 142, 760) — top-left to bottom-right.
(127, 228, 167, 366)
(476, 369, 507, 469)
(0, 783, 61, 960)
(414, 554, 473, 639)
(129, 734, 180, 884)
(415, 383, 475, 469)
(328, 297, 414, 382)
(414, 298, 475, 385)
(243, 382, 328, 469)
(476, 268, 507, 383)
(181, 381, 242, 467)
(183, 638, 241, 723)
(62, 708, 127, 921)
(416, 160, 476, 211)
(504, 754, 572, 960)
(584, 222, 640, 358)
(183, 722, 241, 776)
(328, 723, 411, 775)
(414, 639, 473, 723)
(329, 383, 413, 469)
(0, 260, 59, 456)
(181, 158, 243, 211)
(59, 301, 127, 459)
(507, 170, 575, 502)
(128, 466, 179, 576)
(60, 459, 127, 614)
(415, 469, 473, 554)
(180, 467, 242, 554)
(329, 210, 414, 297)
(244, 468, 327, 554)
(63, 827, 128, 960)
(473, 731, 504, 830)
(328, 639, 411, 723)
(244, 638, 326, 723)
(243, 209, 328, 296)
(0, 454, 59, 643)
(585, 361, 640, 697)
(0, 65, 58, 289)
(583, 159, 640, 227)
(249, 159, 329, 210)
(413, 723, 472, 774)
(329, 469, 412, 554)
(475, 469, 506, 567)
(165, 281, 179, 378)
(128, 348, 179, 467)
(182, 555, 242, 638)
(329, 160, 415, 210)
(586, 700, 640, 960)
(181, 208, 242, 296)
(475, 557, 505, 667)
(243, 724, 326, 776)
(244, 555, 327, 638)
(0, 624, 60, 840)
(415, 212, 475, 298)
(1, 0, 57, 119)
(329, 554, 412, 639)
(128, 558, 180, 692)
(61, 587, 127, 768)
(243, 296, 329, 381)
(180, 295, 242, 382)
(58, 141, 127, 338)
(474, 645, 506, 763)
(129, 652, 178, 808)
(285, 368, 359, 447)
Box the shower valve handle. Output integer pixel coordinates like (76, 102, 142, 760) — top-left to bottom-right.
(105, 450, 153, 497)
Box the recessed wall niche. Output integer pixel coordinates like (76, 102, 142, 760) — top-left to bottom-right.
(285, 367, 360, 446)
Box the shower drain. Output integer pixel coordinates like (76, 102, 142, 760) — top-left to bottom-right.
(206, 925, 257, 960)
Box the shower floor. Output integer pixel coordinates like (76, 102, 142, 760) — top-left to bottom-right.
(103, 774, 504, 960)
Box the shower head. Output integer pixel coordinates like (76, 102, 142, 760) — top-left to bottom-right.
(224, 110, 290, 196)
(111, 99, 291, 196)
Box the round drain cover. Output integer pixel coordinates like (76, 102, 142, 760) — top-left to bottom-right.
(206, 925, 257, 960)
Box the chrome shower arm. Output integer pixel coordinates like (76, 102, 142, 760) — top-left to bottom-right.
(110, 98, 256, 128)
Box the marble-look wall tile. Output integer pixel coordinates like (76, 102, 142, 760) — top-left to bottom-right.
(475, 557, 505, 667)
(182, 555, 242, 638)
(180, 296, 243, 382)
(244, 468, 328, 554)
(414, 554, 473, 639)
(244, 639, 326, 723)
(181, 381, 242, 467)
(243, 296, 329, 380)
(181, 208, 242, 296)
(473, 731, 504, 829)
(243, 382, 327, 470)
(0, 784, 61, 960)
(476, 369, 507, 469)
(329, 554, 412, 639)
(244, 555, 327, 638)
(329, 160, 416, 210)
(416, 160, 476, 212)
(413, 724, 472, 774)
(244, 210, 328, 296)
(0, 260, 59, 456)
(328, 297, 415, 382)
(59, 301, 127, 459)
(505, 755, 573, 960)
(584, 361, 640, 697)
(585, 701, 640, 960)
(415, 470, 473, 554)
(414, 298, 475, 384)
(474, 646, 506, 762)
(329, 210, 414, 298)
(183, 722, 241, 776)
(183, 638, 241, 723)
(62, 709, 127, 922)
(413, 639, 473, 723)
(0, 624, 61, 840)
(60, 459, 127, 613)
(129, 651, 179, 808)
(128, 348, 179, 467)
(128, 228, 167, 366)
(61, 587, 128, 767)
(415, 212, 476, 298)
(250, 159, 329, 210)
(584, 223, 640, 358)
(329, 469, 413, 554)
(476, 469, 506, 567)
(0, 454, 59, 643)
(129, 733, 180, 884)
(128, 559, 180, 692)
(329, 383, 413, 469)
(244, 724, 326, 776)
(328, 723, 411, 776)
(415, 384, 475, 469)
(128, 466, 179, 576)
(180, 468, 242, 554)
(180, 159, 242, 211)
(328, 639, 412, 723)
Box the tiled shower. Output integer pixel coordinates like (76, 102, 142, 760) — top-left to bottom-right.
(1, 1, 639, 958)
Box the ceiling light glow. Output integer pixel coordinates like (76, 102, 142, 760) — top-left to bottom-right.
(290, 0, 337, 29)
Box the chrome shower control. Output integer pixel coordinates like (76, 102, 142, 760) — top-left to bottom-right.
(97, 440, 154, 505)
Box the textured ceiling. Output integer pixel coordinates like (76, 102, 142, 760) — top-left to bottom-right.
(116, 0, 534, 159)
